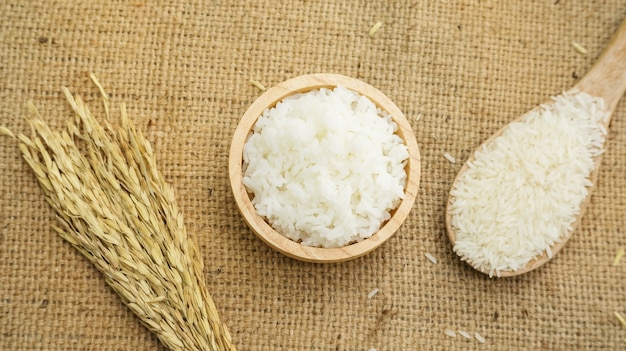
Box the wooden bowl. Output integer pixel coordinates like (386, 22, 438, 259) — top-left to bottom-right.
(228, 73, 420, 263)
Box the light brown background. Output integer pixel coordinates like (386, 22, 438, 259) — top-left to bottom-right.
(1, 1, 625, 350)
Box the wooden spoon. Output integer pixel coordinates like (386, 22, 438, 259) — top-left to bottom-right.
(446, 18, 626, 277)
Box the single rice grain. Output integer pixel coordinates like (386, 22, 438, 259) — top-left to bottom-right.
(368, 288, 380, 299)
(0, 126, 15, 138)
(613, 248, 624, 266)
(615, 311, 626, 328)
(369, 22, 382, 37)
(572, 42, 588, 55)
(444, 153, 456, 164)
(444, 329, 456, 337)
(249, 79, 267, 91)
(458, 330, 472, 339)
(424, 252, 438, 264)
(475, 332, 486, 343)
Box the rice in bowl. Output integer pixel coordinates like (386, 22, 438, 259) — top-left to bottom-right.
(242, 86, 409, 248)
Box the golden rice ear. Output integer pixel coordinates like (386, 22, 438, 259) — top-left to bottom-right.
(12, 77, 236, 351)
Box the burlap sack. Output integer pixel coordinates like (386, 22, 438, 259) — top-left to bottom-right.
(1, 1, 625, 349)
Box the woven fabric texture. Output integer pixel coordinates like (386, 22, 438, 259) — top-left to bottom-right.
(1, 1, 625, 349)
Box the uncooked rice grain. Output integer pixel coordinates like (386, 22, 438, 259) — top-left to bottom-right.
(613, 248, 624, 266)
(444, 329, 457, 337)
(615, 311, 626, 328)
(424, 252, 438, 264)
(458, 330, 472, 339)
(0, 126, 15, 138)
(368, 288, 380, 299)
(475, 332, 486, 343)
(449, 91, 608, 276)
(546, 245, 553, 259)
(444, 153, 456, 163)
(249, 79, 267, 91)
(369, 22, 382, 37)
(572, 42, 588, 55)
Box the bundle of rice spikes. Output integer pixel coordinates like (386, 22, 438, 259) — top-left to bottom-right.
(1, 74, 235, 351)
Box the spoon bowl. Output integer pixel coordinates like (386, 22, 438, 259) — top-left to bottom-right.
(446, 19, 626, 277)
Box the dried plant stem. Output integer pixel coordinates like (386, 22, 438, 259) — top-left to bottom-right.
(2, 75, 235, 351)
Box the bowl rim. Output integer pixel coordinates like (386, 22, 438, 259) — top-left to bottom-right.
(228, 73, 421, 263)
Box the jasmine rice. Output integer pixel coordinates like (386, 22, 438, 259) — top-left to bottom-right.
(242, 86, 408, 248)
(448, 91, 608, 276)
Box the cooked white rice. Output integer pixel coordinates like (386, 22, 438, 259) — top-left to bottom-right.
(243, 86, 409, 248)
(448, 91, 608, 276)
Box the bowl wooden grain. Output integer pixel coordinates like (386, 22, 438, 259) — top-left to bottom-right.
(229, 73, 420, 262)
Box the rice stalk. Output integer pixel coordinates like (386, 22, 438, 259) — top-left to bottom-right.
(1, 74, 235, 351)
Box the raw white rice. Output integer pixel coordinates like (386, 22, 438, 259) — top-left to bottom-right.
(545, 245, 553, 259)
(458, 330, 472, 339)
(243, 86, 409, 248)
(613, 248, 624, 266)
(248, 79, 267, 91)
(572, 42, 588, 55)
(444, 329, 457, 337)
(444, 153, 456, 164)
(475, 332, 485, 343)
(448, 92, 608, 277)
(424, 252, 438, 264)
(369, 22, 383, 37)
(367, 288, 380, 299)
(615, 311, 626, 328)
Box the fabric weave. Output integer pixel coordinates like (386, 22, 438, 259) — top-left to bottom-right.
(1, 1, 625, 349)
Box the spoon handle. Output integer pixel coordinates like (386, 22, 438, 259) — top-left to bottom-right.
(575, 19, 626, 115)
